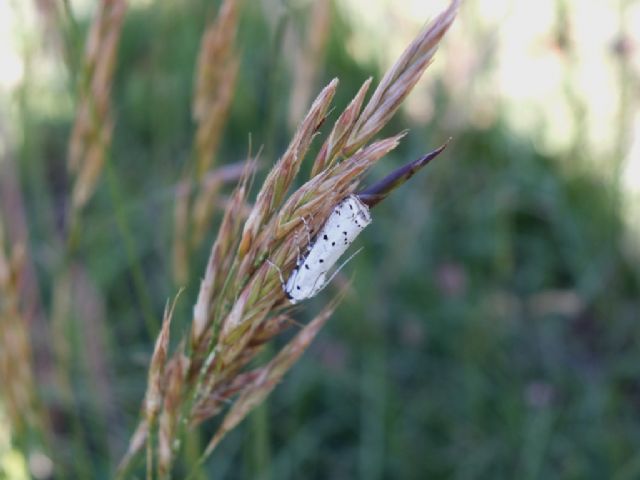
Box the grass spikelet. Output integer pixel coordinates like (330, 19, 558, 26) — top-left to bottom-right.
(238, 78, 338, 258)
(193, 0, 240, 124)
(311, 77, 372, 177)
(190, 369, 263, 426)
(157, 352, 187, 479)
(143, 293, 180, 478)
(192, 0, 241, 177)
(345, 0, 459, 154)
(68, 0, 126, 213)
(202, 304, 335, 458)
(191, 159, 255, 348)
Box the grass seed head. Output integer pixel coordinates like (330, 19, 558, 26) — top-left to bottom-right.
(121, 2, 460, 473)
(345, 0, 459, 155)
(238, 78, 339, 257)
(68, 0, 126, 211)
(203, 304, 335, 457)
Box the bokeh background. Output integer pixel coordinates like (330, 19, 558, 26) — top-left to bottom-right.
(1, 0, 640, 478)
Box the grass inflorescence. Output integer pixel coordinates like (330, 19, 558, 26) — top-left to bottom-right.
(118, 1, 460, 477)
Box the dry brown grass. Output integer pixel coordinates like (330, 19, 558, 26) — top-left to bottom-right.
(119, 1, 460, 477)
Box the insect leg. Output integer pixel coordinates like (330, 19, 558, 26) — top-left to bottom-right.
(290, 226, 304, 267)
(300, 216, 313, 251)
(265, 259, 286, 289)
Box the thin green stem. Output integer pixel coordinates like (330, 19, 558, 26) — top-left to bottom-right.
(104, 159, 159, 338)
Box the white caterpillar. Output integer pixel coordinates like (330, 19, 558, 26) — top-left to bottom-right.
(284, 195, 371, 303)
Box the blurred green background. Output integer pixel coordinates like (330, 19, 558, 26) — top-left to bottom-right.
(1, 0, 640, 478)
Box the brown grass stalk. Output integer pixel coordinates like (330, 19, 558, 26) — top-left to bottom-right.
(119, 1, 459, 475)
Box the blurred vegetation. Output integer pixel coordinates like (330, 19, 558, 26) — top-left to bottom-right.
(1, 0, 640, 479)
